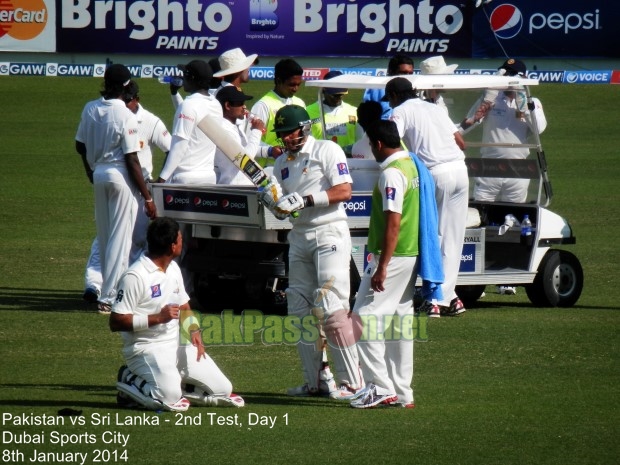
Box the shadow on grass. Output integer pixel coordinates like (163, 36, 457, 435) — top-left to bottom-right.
(0, 287, 94, 313)
(0, 383, 116, 410)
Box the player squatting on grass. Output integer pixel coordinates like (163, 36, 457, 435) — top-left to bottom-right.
(179, 309, 428, 346)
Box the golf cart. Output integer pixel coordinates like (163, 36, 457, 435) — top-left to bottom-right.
(306, 72, 583, 307)
(150, 73, 582, 310)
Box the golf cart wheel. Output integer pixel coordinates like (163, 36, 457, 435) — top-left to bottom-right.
(525, 250, 583, 307)
(456, 285, 486, 306)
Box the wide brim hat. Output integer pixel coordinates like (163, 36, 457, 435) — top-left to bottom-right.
(213, 48, 258, 77)
(420, 56, 459, 75)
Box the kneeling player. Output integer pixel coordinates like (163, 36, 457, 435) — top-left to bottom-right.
(110, 217, 244, 411)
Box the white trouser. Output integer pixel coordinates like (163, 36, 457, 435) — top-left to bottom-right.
(93, 167, 138, 305)
(354, 255, 417, 405)
(474, 176, 530, 203)
(430, 160, 469, 307)
(125, 341, 233, 405)
(84, 199, 149, 293)
(287, 221, 361, 389)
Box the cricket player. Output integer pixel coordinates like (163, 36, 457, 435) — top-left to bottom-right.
(110, 217, 244, 411)
(75, 64, 156, 313)
(157, 60, 221, 185)
(259, 105, 363, 399)
(386, 77, 468, 318)
(213, 86, 267, 186)
(461, 59, 547, 203)
(83, 81, 171, 303)
(350, 120, 419, 409)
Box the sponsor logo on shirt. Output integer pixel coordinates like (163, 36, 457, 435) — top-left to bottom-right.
(385, 187, 396, 200)
(151, 284, 162, 298)
(337, 162, 349, 175)
(281, 167, 289, 180)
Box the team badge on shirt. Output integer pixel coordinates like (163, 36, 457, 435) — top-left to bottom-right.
(151, 284, 162, 298)
(337, 163, 349, 175)
(385, 187, 396, 200)
(281, 167, 289, 180)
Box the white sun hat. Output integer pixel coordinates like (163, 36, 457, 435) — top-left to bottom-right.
(420, 56, 459, 75)
(213, 48, 258, 77)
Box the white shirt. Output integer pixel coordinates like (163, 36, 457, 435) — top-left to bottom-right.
(215, 118, 263, 186)
(135, 104, 171, 180)
(350, 133, 374, 160)
(75, 97, 140, 169)
(391, 98, 464, 168)
(476, 92, 547, 159)
(113, 254, 189, 358)
(159, 92, 222, 181)
(273, 136, 353, 228)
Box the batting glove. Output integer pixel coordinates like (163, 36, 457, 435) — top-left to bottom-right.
(258, 176, 283, 210)
(274, 192, 305, 217)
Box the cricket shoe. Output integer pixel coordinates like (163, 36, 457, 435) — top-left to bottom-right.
(83, 287, 100, 304)
(205, 394, 245, 408)
(440, 297, 466, 317)
(350, 384, 398, 409)
(97, 302, 112, 315)
(287, 380, 333, 397)
(497, 286, 517, 295)
(387, 400, 415, 409)
(329, 384, 361, 400)
(418, 300, 440, 318)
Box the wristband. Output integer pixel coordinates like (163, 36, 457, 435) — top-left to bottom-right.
(267, 146, 273, 157)
(310, 191, 329, 207)
(133, 314, 149, 331)
(145, 198, 154, 203)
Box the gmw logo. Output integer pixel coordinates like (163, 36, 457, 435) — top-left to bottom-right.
(0, 0, 48, 41)
(491, 4, 601, 39)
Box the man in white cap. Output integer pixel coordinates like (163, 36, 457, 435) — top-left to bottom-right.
(212, 48, 258, 94)
(419, 56, 459, 114)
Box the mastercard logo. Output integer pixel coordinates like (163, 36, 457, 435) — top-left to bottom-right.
(0, 0, 48, 41)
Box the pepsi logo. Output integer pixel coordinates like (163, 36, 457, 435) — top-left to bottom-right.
(222, 199, 230, 208)
(165, 194, 174, 204)
(194, 197, 201, 207)
(490, 4, 523, 39)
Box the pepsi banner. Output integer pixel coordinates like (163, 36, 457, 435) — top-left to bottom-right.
(56, 0, 473, 57)
(473, 1, 619, 58)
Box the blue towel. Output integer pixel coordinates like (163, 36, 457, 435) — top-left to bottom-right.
(410, 152, 444, 302)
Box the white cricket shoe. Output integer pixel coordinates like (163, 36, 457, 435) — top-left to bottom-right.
(329, 384, 361, 400)
(287, 380, 332, 397)
(497, 286, 517, 295)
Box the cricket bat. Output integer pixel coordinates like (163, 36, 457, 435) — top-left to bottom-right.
(196, 115, 270, 187)
(197, 115, 299, 218)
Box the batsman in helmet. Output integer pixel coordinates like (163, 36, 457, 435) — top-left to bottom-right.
(259, 105, 363, 399)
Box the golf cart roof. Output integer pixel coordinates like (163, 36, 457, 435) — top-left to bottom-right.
(305, 74, 539, 91)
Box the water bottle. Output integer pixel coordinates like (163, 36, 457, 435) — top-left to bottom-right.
(521, 214, 532, 244)
(157, 75, 183, 86)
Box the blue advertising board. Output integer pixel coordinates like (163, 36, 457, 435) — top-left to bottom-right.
(56, 0, 473, 57)
(472, 1, 619, 58)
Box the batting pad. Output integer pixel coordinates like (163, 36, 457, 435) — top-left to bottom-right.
(313, 288, 362, 388)
(116, 382, 165, 411)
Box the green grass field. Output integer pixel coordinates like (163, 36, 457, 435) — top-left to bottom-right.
(0, 76, 619, 465)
